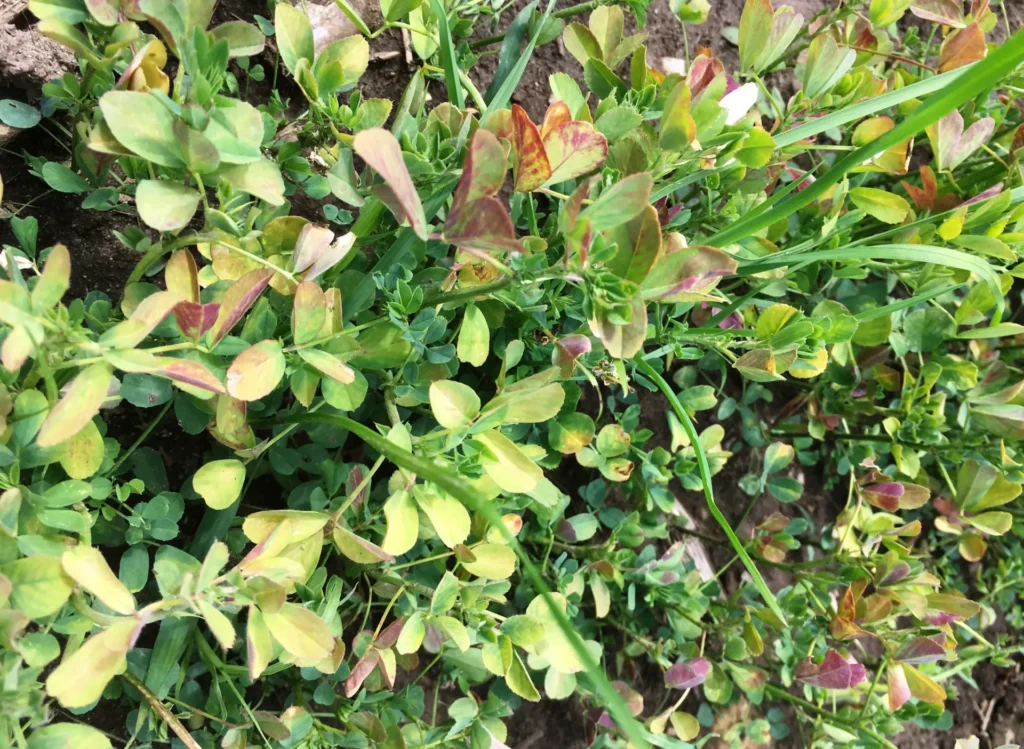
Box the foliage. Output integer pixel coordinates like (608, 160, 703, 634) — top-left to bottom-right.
(0, 0, 1023, 748)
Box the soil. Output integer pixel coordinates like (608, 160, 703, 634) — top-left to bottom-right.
(2, 0, 1021, 747)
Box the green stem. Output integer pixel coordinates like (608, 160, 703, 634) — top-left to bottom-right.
(635, 356, 787, 626)
(107, 400, 173, 476)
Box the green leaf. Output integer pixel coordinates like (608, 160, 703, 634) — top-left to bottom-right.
(581, 173, 653, 233)
(414, 487, 470, 548)
(429, 380, 481, 429)
(766, 476, 802, 503)
(426, 0, 464, 108)
(904, 307, 955, 352)
(210, 20, 265, 57)
(964, 511, 1013, 536)
(136, 180, 200, 232)
(500, 614, 543, 647)
(1, 555, 73, 618)
(505, 651, 540, 701)
(381, 490, 418, 556)
(461, 543, 516, 579)
(41, 162, 89, 194)
(734, 128, 775, 168)
(26, 724, 113, 749)
(430, 570, 460, 615)
(199, 600, 235, 649)
(763, 442, 794, 475)
(457, 304, 490, 367)
(216, 160, 286, 206)
(396, 611, 426, 654)
(99, 91, 183, 168)
(848, 187, 910, 225)
(193, 459, 245, 510)
(352, 129, 427, 240)
(475, 429, 543, 494)
(274, 2, 314, 75)
(58, 423, 103, 479)
(437, 615, 470, 651)
(0, 99, 41, 129)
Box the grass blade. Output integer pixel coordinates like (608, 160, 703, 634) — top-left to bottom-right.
(279, 411, 653, 749)
(706, 28, 1024, 249)
(484, 0, 538, 103)
(634, 356, 789, 627)
(485, 0, 556, 115)
(854, 283, 962, 322)
(428, 0, 465, 109)
(331, 0, 371, 36)
(739, 244, 1004, 323)
(773, 65, 977, 148)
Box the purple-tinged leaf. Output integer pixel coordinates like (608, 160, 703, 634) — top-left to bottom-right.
(345, 648, 380, 697)
(156, 357, 227, 395)
(353, 129, 427, 239)
(552, 334, 591, 378)
(665, 657, 710, 689)
(795, 650, 866, 690)
(207, 269, 273, 345)
(174, 301, 219, 341)
(863, 482, 903, 512)
(374, 618, 405, 650)
(333, 525, 395, 565)
(641, 238, 737, 303)
(894, 635, 948, 666)
(888, 663, 911, 711)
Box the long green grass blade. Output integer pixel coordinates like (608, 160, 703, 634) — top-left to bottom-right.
(738, 244, 1003, 323)
(484, 0, 538, 103)
(280, 411, 652, 749)
(706, 29, 1024, 249)
(634, 357, 789, 626)
(854, 283, 962, 322)
(428, 0, 465, 109)
(774, 65, 977, 148)
(331, 0, 371, 36)
(485, 0, 556, 115)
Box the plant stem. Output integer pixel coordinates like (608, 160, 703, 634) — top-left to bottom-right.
(121, 671, 202, 749)
(107, 400, 173, 476)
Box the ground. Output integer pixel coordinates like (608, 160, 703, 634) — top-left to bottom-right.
(1, 0, 1022, 746)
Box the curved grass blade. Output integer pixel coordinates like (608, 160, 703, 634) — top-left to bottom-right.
(332, 0, 371, 36)
(634, 356, 789, 626)
(485, 0, 556, 115)
(739, 244, 1004, 324)
(428, 0, 465, 109)
(484, 0, 538, 104)
(706, 28, 1024, 249)
(279, 410, 652, 748)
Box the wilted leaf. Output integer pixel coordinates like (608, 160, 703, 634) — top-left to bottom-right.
(227, 340, 286, 401)
(62, 546, 136, 615)
(36, 363, 112, 448)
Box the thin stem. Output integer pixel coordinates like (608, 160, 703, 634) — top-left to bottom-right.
(107, 400, 173, 476)
(121, 671, 202, 749)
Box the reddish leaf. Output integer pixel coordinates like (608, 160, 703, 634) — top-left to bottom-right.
(156, 357, 227, 394)
(543, 121, 608, 185)
(451, 128, 508, 215)
(894, 635, 947, 666)
(939, 22, 986, 72)
(910, 0, 966, 27)
(345, 648, 381, 697)
(888, 663, 911, 711)
(641, 239, 738, 302)
(208, 269, 273, 345)
(375, 618, 405, 649)
(863, 482, 903, 511)
(445, 198, 523, 254)
(353, 129, 427, 239)
(291, 225, 335, 275)
(540, 101, 573, 139)
(174, 301, 219, 341)
(664, 657, 710, 689)
(512, 104, 553, 192)
(795, 650, 866, 690)
(552, 334, 592, 377)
